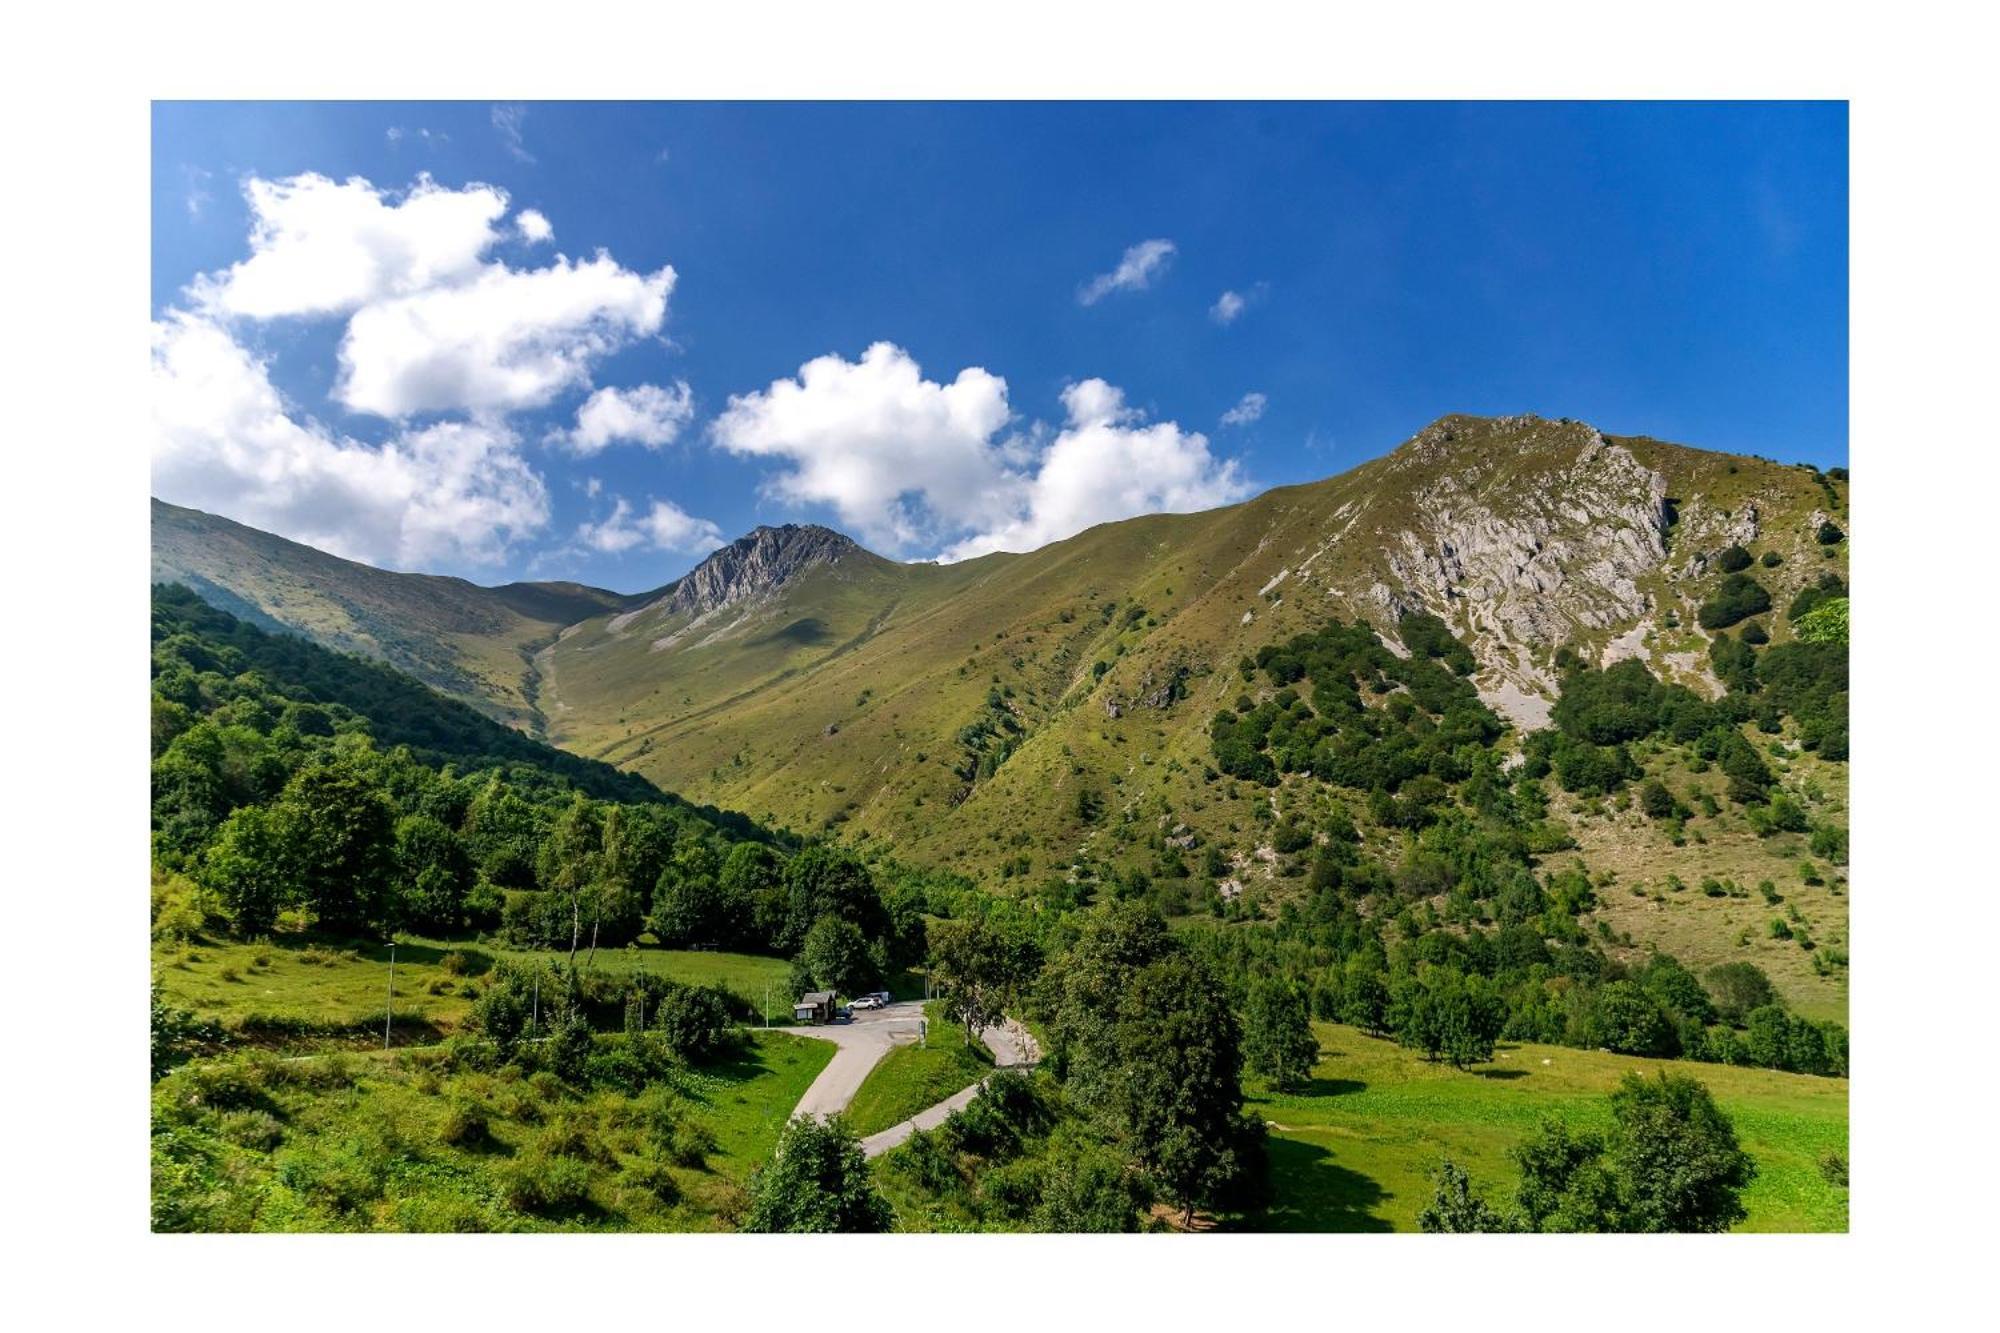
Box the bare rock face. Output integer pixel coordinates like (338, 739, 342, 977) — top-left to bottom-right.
(1378, 419, 1669, 669)
(663, 525, 858, 618)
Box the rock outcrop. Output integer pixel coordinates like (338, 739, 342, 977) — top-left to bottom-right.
(661, 524, 858, 618)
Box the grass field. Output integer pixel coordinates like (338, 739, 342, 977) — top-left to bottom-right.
(1234, 1023, 1848, 1233)
(1569, 752, 1850, 1024)
(151, 1029, 832, 1232)
(153, 933, 799, 1046)
(844, 1001, 992, 1137)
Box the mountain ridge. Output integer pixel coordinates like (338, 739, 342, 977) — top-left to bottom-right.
(153, 413, 1849, 874)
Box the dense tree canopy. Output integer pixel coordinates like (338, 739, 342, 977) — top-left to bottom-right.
(744, 1116, 893, 1233)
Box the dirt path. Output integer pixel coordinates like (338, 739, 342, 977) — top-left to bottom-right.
(858, 1018, 1040, 1158)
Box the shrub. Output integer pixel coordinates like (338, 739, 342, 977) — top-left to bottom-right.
(1703, 961, 1777, 1023)
(503, 1152, 594, 1216)
(438, 1101, 494, 1149)
(1759, 550, 1783, 568)
(1716, 544, 1753, 573)
(1816, 520, 1844, 545)
(219, 1109, 285, 1151)
(1793, 597, 1848, 645)
(1697, 574, 1772, 630)
(1638, 779, 1675, 820)
(653, 983, 738, 1063)
(625, 1154, 683, 1205)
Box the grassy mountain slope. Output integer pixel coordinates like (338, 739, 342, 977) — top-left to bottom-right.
(152, 499, 644, 732)
(155, 414, 1849, 1016)
(151, 583, 769, 838)
(535, 414, 1848, 1015)
(545, 414, 1845, 839)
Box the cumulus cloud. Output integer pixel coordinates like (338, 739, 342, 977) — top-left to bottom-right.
(709, 342, 1248, 561)
(150, 312, 548, 569)
(190, 173, 509, 319)
(153, 171, 697, 575)
(938, 379, 1251, 562)
(335, 253, 674, 418)
(184, 173, 673, 421)
(556, 382, 695, 455)
(517, 209, 553, 243)
(576, 497, 723, 555)
(711, 342, 1021, 550)
(1078, 238, 1176, 305)
(1220, 391, 1267, 427)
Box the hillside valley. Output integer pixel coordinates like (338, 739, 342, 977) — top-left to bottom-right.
(154, 412, 1851, 1019)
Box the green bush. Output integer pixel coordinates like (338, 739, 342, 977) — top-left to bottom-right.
(438, 1101, 494, 1149)
(1716, 544, 1753, 573)
(503, 1152, 594, 1215)
(625, 1154, 683, 1205)
(1697, 574, 1772, 630)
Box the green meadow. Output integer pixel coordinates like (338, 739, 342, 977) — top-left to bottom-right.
(1236, 1023, 1848, 1233)
(153, 933, 799, 1046)
(151, 1029, 833, 1232)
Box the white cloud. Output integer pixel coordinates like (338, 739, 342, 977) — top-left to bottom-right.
(710, 342, 1020, 550)
(577, 497, 723, 555)
(939, 380, 1251, 562)
(710, 342, 1248, 562)
(1078, 238, 1177, 306)
(185, 173, 673, 421)
(1220, 391, 1267, 427)
(517, 209, 553, 243)
(150, 312, 548, 569)
(335, 252, 675, 418)
(556, 382, 694, 455)
(492, 104, 535, 163)
(191, 173, 509, 320)
(1210, 290, 1246, 324)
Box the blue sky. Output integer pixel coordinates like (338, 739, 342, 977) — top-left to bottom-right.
(151, 101, 1847, 591)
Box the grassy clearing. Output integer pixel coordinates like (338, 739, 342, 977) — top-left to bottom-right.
(1569, 753, 1849, 1023)
(152, 934, 798, 1048)
(151, 1030, 832, 1232)
(844, 1002, 992, 1137)
(1233, 1022, 1847, 1234)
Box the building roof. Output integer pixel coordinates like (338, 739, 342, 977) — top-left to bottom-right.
(798, 991, 836, 1005)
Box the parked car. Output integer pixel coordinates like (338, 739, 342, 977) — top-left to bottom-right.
(867, 991, 892, 1006)
(851, 995, 882, 1010)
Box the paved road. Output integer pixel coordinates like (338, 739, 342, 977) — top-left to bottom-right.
(778, 1001, 926, 1120)
(858, 1018, 1040, 1158)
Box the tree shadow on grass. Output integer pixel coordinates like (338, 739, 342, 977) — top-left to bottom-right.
(1228, 1135, 1394, 1233)
(1472, 1068, 1529, 1081)
(1295, 1075, 1367, 1098)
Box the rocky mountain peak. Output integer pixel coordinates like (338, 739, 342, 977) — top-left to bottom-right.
(663, 523, 859, 618)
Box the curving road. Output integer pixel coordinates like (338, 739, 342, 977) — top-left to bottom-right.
(777, 1001, 927, 1120)
(777, 1004, 1041, 1159)
(857, 1018, 1040, 1158)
